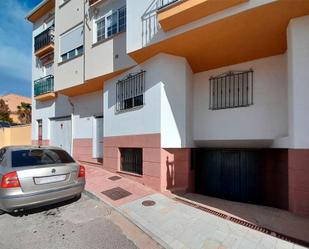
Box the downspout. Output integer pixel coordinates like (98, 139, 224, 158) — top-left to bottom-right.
(83, 0, 86, 84)
(68, 98, 75, 156)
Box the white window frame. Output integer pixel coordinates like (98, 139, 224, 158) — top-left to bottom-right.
(93, 6, 126, 44)
(59, 23, 84, 63)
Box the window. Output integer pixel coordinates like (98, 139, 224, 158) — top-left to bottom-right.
(0, 149, 6, 164)
(95, 6, 126, 43)
(60, 24, 83, 62)
(120, 148, 143, 175)
(118, 6, 126, 32)
(116, 71, 145, 112)
(96, 18, 106, 41)
(209, 70, 253, 110)
(11, 149, 75, 168)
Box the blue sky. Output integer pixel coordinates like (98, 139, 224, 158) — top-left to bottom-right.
(0, 0, 42, 97)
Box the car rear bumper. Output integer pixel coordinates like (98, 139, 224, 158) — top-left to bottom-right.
(0, 183, 85, 212)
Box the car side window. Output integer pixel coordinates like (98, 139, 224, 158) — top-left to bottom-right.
(0, 149, 6, 164)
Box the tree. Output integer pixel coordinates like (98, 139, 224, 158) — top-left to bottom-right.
(0, 99, 12, 123)
(17, 102, 32, 124)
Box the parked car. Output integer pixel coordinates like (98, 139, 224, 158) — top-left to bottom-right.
(0, 146, 85, 214)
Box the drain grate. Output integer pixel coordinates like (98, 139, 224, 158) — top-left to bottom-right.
(108, 176, 122, 181)
(101, 187, 132, 201)
(175, 197, 309, 248)
(142, 200, 156, 206)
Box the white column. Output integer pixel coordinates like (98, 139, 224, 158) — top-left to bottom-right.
(287, 15, 309, 149)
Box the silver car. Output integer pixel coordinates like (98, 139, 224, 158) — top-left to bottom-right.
(0, 146, 85, 214)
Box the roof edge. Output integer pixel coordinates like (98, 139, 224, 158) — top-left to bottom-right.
(25, 0, 53, 23)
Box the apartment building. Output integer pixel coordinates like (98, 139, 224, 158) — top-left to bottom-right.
(27, 0, 309, 216)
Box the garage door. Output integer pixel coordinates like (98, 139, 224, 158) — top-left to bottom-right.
(195, 149, 262, 204)
(50, 117, 72, 154)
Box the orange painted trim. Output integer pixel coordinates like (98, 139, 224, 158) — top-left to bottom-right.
(27, 0, 55, 23)
(130, 0, 309, 73)
(57, 67, 133, 97)
(34, 43, 54, 58)
(158, 0, 248, 31)
(34, 92, 57, 101)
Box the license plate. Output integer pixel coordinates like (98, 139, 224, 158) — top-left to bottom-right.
(34, 175, 66, 185)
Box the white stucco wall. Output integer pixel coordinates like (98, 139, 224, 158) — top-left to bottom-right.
(287, 15, 309, 149)
(71, 90, 103, 139)
(126, 0, 274, 54)
(104, 53, 192, 148)
(104, 55, 162, 137)
(193, 54, 288, 147)
(160, 54, 193, 148)
(32, 94, 72, 140)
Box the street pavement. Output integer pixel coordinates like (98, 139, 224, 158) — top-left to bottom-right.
(0, 194, 161, 249)
(85, 165, 308, 249)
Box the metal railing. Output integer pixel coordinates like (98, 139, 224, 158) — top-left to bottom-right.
(209, 70, 254, 110)
(116, 71, 145, 112)
(34, 75, 54, 97)
(157, 0, 180, 10)
(34, 25, 54, 52)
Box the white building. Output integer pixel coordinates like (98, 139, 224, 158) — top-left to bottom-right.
(27, 0, 309, 216)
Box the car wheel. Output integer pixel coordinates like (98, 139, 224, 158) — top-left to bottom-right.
(74, 193, 82, 201)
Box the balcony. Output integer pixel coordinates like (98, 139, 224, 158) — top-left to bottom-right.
(34, 75, 56, 101)
(34, 25, 54, 58)
(157, 0, 180, 10)
(157, 0, 248, 31)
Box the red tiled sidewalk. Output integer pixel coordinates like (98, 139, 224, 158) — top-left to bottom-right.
(85, 165, 155, 207)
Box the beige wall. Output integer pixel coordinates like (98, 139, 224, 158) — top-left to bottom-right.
(54, 0, 135, 92)
(0, 125, 32, 148)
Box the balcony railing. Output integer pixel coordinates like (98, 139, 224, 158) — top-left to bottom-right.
(34, 75, 54, 97)
(89, 0, 100, 6)
(34, 25, 54, 53)
(157, 0, 180, 10)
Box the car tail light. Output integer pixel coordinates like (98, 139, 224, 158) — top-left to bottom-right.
(78, 165, 85, 178)
(1, 171, 20, 188)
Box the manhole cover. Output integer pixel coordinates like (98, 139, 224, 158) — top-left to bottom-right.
(101, 187, 132, 201)
(108, 176, 122, 181)
(142, 200, 156, 206)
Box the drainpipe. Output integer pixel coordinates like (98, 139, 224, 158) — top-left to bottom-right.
(83, 0, 86, 84)
(68, 98, 75, 156)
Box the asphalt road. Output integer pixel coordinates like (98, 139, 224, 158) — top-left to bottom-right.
(0, 194, 161, 249)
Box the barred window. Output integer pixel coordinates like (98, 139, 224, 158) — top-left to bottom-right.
(116, 71, 145, 112)
(120, 148, 143, 175)
(209, 70, 253, 110)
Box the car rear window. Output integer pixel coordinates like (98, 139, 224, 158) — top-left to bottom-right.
(11, 149, 75, 167)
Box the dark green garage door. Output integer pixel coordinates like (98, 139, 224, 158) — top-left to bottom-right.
(195, 149, 262, 204)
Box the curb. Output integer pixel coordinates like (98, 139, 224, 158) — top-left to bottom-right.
(83, 190, 171, 249)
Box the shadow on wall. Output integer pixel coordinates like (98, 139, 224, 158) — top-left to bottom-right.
(142, 0, 162, 47)
(166, 156, 175, 189)
(164, 149, 194, 192)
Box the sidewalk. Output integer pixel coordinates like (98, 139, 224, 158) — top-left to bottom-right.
(84, 165, 307, 249)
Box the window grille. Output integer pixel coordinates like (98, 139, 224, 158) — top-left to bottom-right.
(209, 70, 253, 110)
(116, 71, 145, 112)
(120, 148, 143, 175)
